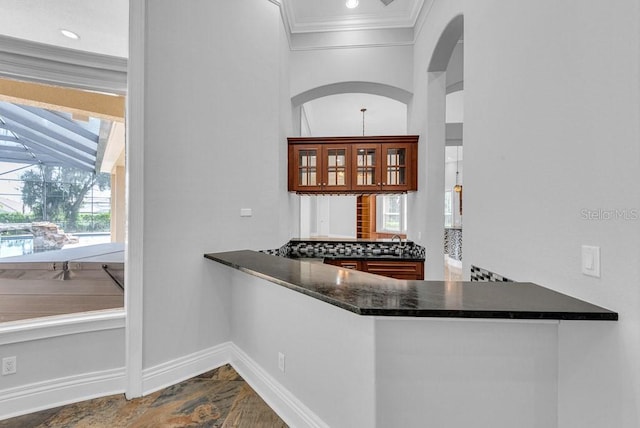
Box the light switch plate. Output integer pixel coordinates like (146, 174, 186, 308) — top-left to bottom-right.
(240, 208, 252, 217)
(581, 245, 600, 278)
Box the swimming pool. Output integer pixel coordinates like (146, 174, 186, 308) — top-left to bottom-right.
(0, 233, 111, 258)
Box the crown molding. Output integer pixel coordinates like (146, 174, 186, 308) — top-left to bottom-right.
(0, 35, 127, 95)
(272, 0, 438, 51)
(282, 0, 426, 34)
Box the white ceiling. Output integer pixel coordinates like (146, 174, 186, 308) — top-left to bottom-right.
(0, 0, 426, 57)
(284, 0, 425, 33)
(0, 0, 128, 58)
(0, 0, 449, 139)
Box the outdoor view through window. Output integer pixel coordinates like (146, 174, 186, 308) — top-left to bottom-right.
(0, 162, 111, 257)
(0, 97, 124, 323)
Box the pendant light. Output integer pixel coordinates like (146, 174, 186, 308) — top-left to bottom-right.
(453, 146, 462, 193)
(360, 108, 367, 136)
(453, 146, 462, 216)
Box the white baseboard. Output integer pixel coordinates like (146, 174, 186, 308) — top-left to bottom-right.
(0, 367, 125, 421)
(229, 343, 329, 428)
(141, 341, 232, 395)
(141, 342, 327, 427)
(1, 342, 326, 427)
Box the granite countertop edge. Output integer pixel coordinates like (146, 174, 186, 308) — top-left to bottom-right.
(204, 251, 618, 321)
(205, 253, 365, 315)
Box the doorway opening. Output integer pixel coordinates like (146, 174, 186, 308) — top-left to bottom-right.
(296, 91, 408, 239)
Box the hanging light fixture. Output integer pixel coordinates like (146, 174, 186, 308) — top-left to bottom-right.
(346, 0, 359, 9)
(453, 146, 462, 216)
(360, 108, 367, 136)
(453, 146, 462, 193)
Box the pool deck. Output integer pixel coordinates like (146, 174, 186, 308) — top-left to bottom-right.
(0, 243, 124, 323)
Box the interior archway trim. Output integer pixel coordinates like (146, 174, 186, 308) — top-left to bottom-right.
(292, 81, 412, 107)
(427, 14, 463, 73)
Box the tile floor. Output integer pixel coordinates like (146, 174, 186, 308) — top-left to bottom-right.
(0, 364, 287, 428)
(444, 259, 463, 282)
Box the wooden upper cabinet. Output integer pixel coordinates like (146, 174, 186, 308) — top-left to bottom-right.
(289, 144, 351, 192)
(288, 136, 418, 194)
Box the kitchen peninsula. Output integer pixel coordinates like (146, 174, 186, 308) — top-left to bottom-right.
(204, 249, 616, 428)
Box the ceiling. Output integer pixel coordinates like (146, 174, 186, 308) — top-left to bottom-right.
(0, 0, 128, 58)
(0, 0, 427, 58)
(284, 0, 426, 33)
(0, 0, 451, 147)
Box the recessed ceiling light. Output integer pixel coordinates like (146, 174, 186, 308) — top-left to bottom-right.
(346, 0, 359, 9)
(60, 29, 80, 40)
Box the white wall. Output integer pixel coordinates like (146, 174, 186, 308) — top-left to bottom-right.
(0, 312, 125, 419)
(230, 270, 376, 427)
(228, 265, 560, 428)
(302, 195, 356, 238)
(412, 0, 640, 426)
(375, 318, 558, 428)
(140, 0, 292, 371)
(130, 1, 639, 427)
(289, 45, 413, 99)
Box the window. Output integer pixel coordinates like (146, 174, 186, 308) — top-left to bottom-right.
(376, 194, 407, 233)
(444, 190, 453, 228)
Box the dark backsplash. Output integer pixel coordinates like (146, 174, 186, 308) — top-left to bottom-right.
(261, 239, 426, 260)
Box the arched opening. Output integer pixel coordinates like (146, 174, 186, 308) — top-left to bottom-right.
(291, 82, 411, 239)
(421, 14, 464, 280)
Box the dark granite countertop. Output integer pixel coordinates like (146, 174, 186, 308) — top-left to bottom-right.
(204, 250, 618, 321)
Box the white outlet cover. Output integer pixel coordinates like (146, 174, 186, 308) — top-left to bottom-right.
(240, 208, 252, 217)
(2, 356, 16, 375)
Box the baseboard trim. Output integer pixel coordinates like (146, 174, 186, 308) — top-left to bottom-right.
(1, 342, 327, 427)
(141, 341, 231, 396)
(0, 367, 125, 421)
(229, 343, 329, 428)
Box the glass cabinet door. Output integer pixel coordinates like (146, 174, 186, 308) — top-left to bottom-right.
(324, 147, 350, 190)
(352, 145, 381, 191)
(381, 143, 412, 190)
(293, 146, 323, 191)
(384, 146, 407, 186)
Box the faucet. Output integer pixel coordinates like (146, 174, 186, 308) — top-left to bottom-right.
(391, 234, 405, 256)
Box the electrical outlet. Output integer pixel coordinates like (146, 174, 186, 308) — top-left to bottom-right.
(278, 352, 285, 373)
(2, 356, 16, 375)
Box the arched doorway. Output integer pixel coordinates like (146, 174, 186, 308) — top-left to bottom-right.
(291, 82, 412, 239)
(421, 14, 464, 280)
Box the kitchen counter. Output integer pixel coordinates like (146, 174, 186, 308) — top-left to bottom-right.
(204, 250, 617, 321)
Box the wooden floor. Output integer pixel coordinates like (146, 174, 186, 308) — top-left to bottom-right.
(0, 277, 123, 323)
(0, 364, 287, 427)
